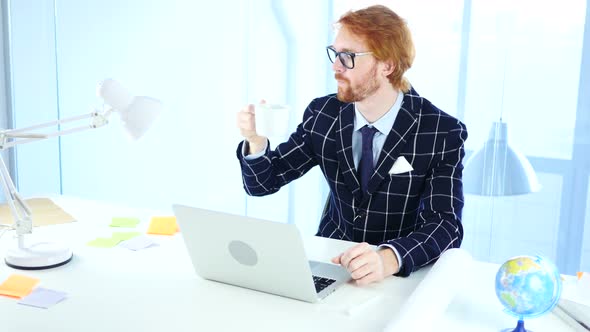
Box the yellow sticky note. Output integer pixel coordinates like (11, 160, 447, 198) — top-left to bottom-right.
(147, 216, 178, 235)
(0, 274, 40, 298)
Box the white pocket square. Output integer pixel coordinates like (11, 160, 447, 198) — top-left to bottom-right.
(388, 156, 414, 174)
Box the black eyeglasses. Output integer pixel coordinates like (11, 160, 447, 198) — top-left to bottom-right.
(326, 46, 373, 69)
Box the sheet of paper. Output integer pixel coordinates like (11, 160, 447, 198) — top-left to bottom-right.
(383, 248, 473, 332)
(556, 298, 590, 330)
(18, 287, 67, 309)
(147, 216, 178, 235)
(110, 217, 140, 228)
(0, 274, 40, 298)
(119, 235, 159, 251)
(0, 198, 76, 227)
(87, 237, 121, 248)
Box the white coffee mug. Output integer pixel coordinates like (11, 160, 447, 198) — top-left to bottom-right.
(255, 104, 290, 137)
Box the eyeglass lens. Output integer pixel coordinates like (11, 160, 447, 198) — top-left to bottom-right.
(327, 48, 354, 69)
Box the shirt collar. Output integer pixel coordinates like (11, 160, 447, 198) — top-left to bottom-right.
(354, 91, 404, 134)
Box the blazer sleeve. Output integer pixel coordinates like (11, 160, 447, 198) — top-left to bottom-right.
(385, 120, 468, 277)
(236, 103, 319, 197)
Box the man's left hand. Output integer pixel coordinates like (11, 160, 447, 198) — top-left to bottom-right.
(331, 242, 399, 286)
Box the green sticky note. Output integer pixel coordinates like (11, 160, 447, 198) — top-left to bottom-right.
(112, 232, 142, 242)
(110, 217, 141, 228)
(87, 238, 120, 248)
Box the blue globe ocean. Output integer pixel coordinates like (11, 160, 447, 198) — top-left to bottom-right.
(495, 255, 562, 332)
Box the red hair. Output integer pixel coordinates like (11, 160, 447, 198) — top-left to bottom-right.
(338, 5, 415, 92)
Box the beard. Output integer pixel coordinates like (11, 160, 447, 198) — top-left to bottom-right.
(335, 65, 380, 103)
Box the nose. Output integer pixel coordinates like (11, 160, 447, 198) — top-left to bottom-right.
(332, 59, 345, 73)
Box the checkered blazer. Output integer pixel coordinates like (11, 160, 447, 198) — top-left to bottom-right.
(237, 88, 468, 276)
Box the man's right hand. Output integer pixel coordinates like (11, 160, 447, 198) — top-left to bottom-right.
(236, 104, 267, 155)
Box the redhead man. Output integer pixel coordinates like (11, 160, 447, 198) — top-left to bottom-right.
(236, 5, 467, 284)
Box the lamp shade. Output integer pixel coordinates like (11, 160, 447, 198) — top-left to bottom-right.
(463, 121, 541, 196)
(97, 79, 163, 140)
(119, 96, 162, 140)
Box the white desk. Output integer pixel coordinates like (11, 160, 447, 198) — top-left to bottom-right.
(0, 197, 575, 332)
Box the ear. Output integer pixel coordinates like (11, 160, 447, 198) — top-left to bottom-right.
(380, 61, 396, 77)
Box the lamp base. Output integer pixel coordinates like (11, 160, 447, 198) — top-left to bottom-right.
(5, 241, 73, 270)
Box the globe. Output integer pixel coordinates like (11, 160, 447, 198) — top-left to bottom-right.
(495, 255, 562, 332)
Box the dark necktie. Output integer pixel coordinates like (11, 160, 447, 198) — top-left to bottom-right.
(358, 125, 378, 196)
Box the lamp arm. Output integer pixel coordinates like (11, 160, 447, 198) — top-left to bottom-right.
(0, 108, 113, 150)
(0, 156, 31, 240)
(0, 106, 113, 246)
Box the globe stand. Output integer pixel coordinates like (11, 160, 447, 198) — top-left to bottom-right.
(501, 319, 529, 332)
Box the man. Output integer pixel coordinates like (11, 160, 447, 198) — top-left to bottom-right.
(236, 5, 467, 284)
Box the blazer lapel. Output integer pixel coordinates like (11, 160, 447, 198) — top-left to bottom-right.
(335, 103, 363, 202)
(365, 95, 419, 199)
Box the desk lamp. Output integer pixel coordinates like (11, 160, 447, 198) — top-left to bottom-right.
(463, 121, 541, 196)
(0, 79, 162, 269)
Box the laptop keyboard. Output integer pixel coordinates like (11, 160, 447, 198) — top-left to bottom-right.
(312, 276, 336, 293)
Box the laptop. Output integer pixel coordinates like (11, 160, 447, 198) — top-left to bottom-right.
(172, 204, 351, 303)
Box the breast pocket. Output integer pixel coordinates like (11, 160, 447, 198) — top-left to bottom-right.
(387, 170, 427, 197)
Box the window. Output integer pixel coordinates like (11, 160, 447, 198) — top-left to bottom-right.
(333, 0, 589, 273)
(4, 0, 589, 273)
(5, 0, 333, 236)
